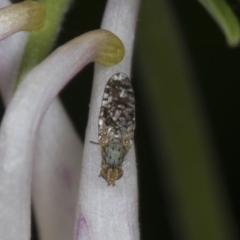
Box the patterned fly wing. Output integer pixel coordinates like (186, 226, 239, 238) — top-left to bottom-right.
(98, 73, 135, 186)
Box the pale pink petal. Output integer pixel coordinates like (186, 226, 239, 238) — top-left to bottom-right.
(33, 99, 82, 240)
(0, 1, 28, 104)
(75, 0, 140, 240)
(0, 31, 27, 104)
(0, 29, 123, 240)
(0, 0, 45, 104)
(0, 1, 81, 239)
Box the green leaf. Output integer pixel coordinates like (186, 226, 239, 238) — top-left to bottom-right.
(198, 0, 240, 46)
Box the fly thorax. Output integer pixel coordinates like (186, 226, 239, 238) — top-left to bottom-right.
(103, 140, 126, 167)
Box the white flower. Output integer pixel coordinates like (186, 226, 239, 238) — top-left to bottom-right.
(0, 0, 140, 240)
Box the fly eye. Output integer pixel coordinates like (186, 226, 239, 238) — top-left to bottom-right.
(100, 168, 108, 180)
(116, 168, 123, 180)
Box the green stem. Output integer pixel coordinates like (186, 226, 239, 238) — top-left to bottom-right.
(15, 0, 71, 90)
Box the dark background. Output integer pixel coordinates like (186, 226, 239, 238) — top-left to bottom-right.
(9, 0, 238, 239)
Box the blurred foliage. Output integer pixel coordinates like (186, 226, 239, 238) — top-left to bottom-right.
(198, 0, 240, 46)
(136, 0, 237, 239)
